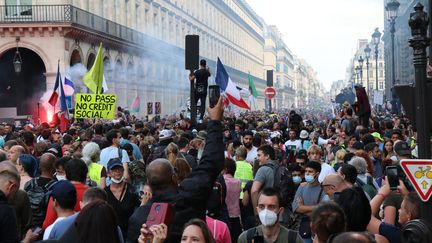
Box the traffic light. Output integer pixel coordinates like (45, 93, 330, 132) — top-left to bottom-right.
(394, 82, 432, 128)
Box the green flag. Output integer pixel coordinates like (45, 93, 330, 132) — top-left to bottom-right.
(248, 72, 258, 98)
(83, 43, 104, 93)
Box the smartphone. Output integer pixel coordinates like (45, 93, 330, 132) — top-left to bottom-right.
(333, 192, 341, 202)
(145, 203, 174, 230)
(253, 235, 264, 243)
(208, 85, 220, 108)
(32, 227, 42, 236)
(386, 166, 399, 190)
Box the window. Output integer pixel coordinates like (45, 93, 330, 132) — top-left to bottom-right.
(5, 0, 32, 17)
(369, 71, 373, 78)
(379, 62, 383, 68)
(276, 63, 280, 72)
(369, 83, 374, 90)
(284, 64, 288, 74)
(379, 82, 384, 90)
(379, 70, 383, 78)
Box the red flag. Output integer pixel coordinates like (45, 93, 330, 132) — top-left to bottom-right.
(48, 91, 59, 107)
(59, 112, 69, 133)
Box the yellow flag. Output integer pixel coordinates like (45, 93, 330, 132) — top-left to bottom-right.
(83, 43, 104, 93)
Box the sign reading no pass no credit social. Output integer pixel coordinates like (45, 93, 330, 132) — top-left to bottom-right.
(400, 159, 432, 202)
(74, 93, 117, 119)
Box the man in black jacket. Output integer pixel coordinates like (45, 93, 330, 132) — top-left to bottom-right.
(127, 97, 224, 243)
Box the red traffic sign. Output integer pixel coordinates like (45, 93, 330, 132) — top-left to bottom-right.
(264, 87, 277, 99)
(400, 159, 432, 202)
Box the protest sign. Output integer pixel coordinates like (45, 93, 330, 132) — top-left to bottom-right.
(74, 93, 117, 119)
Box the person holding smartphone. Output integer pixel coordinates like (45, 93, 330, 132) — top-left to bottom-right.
(189, 59, 211, 121)
(127, 97, 225, 243)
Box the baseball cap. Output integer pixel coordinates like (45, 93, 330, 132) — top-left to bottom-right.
(159, 129, 174, 140)
(299, 130, 309, 139)
(51, 180, 77, 200)
(107, 158, 123, 170)
(197, 131, 207, 140)
(371, 132, 384, 142)
(394, 141, 411, 156)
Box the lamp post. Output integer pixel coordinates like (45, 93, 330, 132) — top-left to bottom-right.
(13, 36, 22, 74)
(364, 44, 371, 92)
(386, 0, 400, 88)
(355, 66, 360, 84)
(358, 55, 364, 85)
(372, 28, 381, 91)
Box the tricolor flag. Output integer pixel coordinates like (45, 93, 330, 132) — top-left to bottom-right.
(63, 75, 75, 96)
(130, 95, 140, 113)
(48, 63, 61, 107)
(215, 58, 250, 110)
(59, 71, 69, 133)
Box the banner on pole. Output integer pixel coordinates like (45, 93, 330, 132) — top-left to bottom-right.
(147, 102, 153, 115)
(373, 90, 384, 105)
(74, 93, 117, 119)
(155, 102, 161, 115)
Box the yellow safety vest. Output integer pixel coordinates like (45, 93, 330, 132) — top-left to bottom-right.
(87, 162, 104, 186)
(234, 160, 253, 199)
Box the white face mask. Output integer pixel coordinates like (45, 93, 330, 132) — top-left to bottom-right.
(111, 176, 125, 184)
(258, 209, 278, 226)
(56, 175, 66, 181)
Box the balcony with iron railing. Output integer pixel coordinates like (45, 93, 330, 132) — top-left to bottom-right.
(0, 4, 150, 47)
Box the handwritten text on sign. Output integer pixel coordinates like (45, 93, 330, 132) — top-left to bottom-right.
(74, 93, 117, 119)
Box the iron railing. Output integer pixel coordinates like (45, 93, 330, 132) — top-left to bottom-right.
(0, 5, 144, 45)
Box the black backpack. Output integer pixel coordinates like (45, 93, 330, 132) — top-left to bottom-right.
(206, 175, 226, 219)
(147, 146, 166, 163)
(246, 226, 298, 243)
(24, 178, 57, 227)
(264, 162, 296, 207)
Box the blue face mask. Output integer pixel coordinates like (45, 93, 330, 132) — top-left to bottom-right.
(305, 174, 316, 183)
(293, 176, 302, 184)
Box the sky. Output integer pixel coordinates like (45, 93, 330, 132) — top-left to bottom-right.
(246, 0, 384, 91)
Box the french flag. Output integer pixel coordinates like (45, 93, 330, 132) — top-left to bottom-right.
(63, 75, 75, 96)
(215, 58, 250, 110)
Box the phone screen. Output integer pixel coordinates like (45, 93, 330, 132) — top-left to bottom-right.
(208, 85, 220, 108)
(253, 235, 264, 243)
(386, 166, 399, 190)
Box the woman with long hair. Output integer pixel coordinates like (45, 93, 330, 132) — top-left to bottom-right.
(181, 218, 216, 243)
(74, 200, 121, 243)
(382, 139, 397, 162)
(165, 142, 179, 166)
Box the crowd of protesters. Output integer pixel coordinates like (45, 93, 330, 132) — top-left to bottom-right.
(1, 91, 432, 243)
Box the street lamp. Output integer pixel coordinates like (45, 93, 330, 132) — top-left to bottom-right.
(355, 66, 360, 84)
(364, 44, 371, 93)
(386, 0, 400, 88)
(13, 36, 22, 74)
(358, 55, 364, 85)
(372, 28, 381, 91)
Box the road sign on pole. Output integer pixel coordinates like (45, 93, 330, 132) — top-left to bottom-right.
(264, 87, 276, 99)
(400, 159, 432, 202)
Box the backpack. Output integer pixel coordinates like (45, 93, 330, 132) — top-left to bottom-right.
(356, 176, 377, 201)
(147, 146, 166, 163)
(206, 175, 226, 219)
(264, 162, 296, 207)
(129, 160, 147, 180)
(24, 178, 57, 227)
(246, 226, 298, 243)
